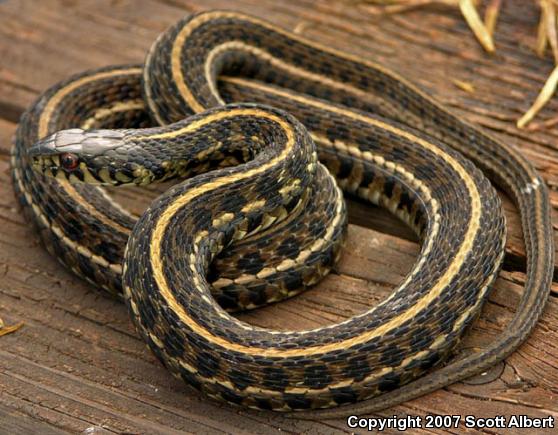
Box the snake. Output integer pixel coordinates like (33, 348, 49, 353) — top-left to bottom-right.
(11, 10, 553, 416)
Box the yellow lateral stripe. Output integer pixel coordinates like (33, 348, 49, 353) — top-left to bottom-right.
(138, 106, 288, 141)
(149, 83, 482, 357)
(205, 41, 378, 110)
(39, 68, 142, 138)
(310, 132, 439, 314)
(38, 68, 142, 236)
(149, 109, 301, 347)
(81, 99, 145, 130)
(11, 152, 123, 273)
(170, 10, 533, 178)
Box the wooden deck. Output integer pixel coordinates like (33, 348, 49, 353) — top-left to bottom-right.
(0, 0, 557, 433)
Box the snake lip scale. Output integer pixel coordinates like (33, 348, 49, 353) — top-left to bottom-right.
(12, 10, 553, 418)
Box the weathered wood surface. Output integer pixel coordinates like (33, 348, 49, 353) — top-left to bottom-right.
(0, 0, 557, 433)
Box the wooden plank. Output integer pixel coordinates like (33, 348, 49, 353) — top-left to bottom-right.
(0, 403, 71, 435)
(0, 0, 557, 433)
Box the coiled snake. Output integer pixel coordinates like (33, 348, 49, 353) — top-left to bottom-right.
(11, 11, 553, 417)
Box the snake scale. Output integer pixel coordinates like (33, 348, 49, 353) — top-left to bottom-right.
(11, 10, 553, 417)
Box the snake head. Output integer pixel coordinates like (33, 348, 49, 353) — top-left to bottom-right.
(28, 128, 127, 184)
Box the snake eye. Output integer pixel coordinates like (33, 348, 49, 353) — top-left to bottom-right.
(60, 152, 79, 171)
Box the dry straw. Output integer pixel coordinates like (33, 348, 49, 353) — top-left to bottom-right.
(361, 1, 557, 129)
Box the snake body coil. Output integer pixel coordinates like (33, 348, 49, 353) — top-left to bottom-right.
(11, 11, 553, 416)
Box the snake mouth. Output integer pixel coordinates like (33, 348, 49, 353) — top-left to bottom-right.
(27, 128, 124, 181)
(29, 151, 84, 181)
(30, 154, 72, 180)
(30, 154, 59, 171)
(28, 133, 73, 176)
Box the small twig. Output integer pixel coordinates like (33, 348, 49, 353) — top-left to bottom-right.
(517, 65, 558, 128)
(361, 0, 558, 129)
(537, 0, 550, 56)
(544, 0, 558, 63)
(360, 1, 459, 16)
(453, 79, 476, 92)
(293, 21, 310, 34)
(459, 0, 495, 52)
(484, 0, 503, 37)
(0, 317, 24, 337)
(518, 1, 558, 128)
(364, 0, 495, 52)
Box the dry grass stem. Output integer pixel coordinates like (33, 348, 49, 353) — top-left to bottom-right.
(537, 0, 550, 56)
(453, 79, 476, 92)
(518, 1, 558, 128)
(0, 317, 24, 337)
(362, 1, 495, 51)
(517, 65, 558, 128)
(361, 1, 459, 15)
(544, 0, 558, 63)
(459, 0, 495, 52)
(484, 0, 502, 36)
(361, 0, 558, 129)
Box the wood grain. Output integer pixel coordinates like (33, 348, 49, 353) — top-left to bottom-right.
(0, 0, 557, 433)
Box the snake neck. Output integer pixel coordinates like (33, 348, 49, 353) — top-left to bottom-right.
(28, 103, 317, 188)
